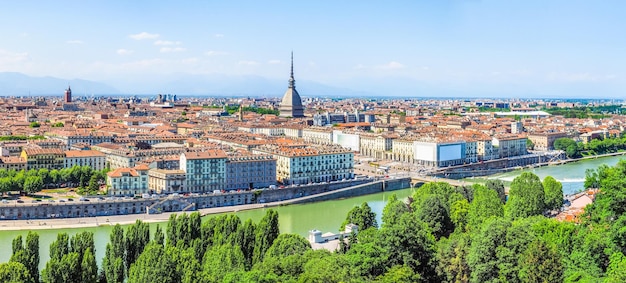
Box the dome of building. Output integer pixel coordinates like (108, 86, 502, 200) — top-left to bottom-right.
(279, 52, 305, 118)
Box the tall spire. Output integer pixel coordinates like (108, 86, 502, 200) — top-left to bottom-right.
(288, 51, 295, 88)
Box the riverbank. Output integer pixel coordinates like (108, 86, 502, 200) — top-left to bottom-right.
(0, 178, 411, 231)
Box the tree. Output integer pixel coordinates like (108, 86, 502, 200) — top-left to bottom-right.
(0, 261, 33, 283)
(415, 195, 453, 239)
(202, 244, 246, 282)
(450, 199, 470, 231)
(605, 252, 626, 283)
(154, 224, 165, 246)
(102, 225, 125, 283)
(378, 213, 438, 281)
(341, 202, 378, 231)
(127, 243, 177, 283)
(518, 240, 563, 283)
(467, 185, 504, 229)
(252, 209, 280, 264)
(436, 232, 471, 283)
(485, 179, 507, 203)
(81, 248, 98, 283)
(23, 175, 44, 194)
(543, 176, 564, 211)
(265, 234, 311, 259)
(467, 218, 510, 283)
(125, 220, 150, 269)
(506, 172, 545, 219)
(382, 194, 409, 227)
(25, 232, 39, 283)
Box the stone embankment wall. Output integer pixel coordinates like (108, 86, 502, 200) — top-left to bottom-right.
(435, 155, 544, 179)
(291, 178, 412, 204)
(0, 179, 377, 220)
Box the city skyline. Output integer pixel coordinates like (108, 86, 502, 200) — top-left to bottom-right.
(0, 1, 624, 98)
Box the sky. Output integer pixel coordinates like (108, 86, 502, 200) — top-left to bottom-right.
(0, 1, 625, 97)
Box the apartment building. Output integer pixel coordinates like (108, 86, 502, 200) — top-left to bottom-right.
(253, 144, 353, 185)
(148, 169, 187, 194)
(225, 154, 276, 190)
(106, 164, 150, 196)
(20, 148, 65, 170)
(180, 150, 227, 192)
(302, 127, 333, 145)
(359, 133, 395, 160)
(64, 150, 107, 171)
(528, 132, 568, 151)
(492, 135, 528, 158)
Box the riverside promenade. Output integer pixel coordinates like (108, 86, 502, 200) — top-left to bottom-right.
(0, 178, 410, 231)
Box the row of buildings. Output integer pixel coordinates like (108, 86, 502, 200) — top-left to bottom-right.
(105, 143, 353, 196)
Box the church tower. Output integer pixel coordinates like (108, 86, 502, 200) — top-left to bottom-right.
(279, 52, 305, 118)
(64, 85, 72, 103)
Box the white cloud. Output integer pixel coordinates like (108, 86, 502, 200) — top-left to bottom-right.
(377, 61, 405, 70)
(354, 64, 366, 70)
(182, 57, 199, 64)
(154, 40, 181, 46)
(214, 33, 224, 38)
(129, 32, 160, 40)
(0, 49, 29, 63)
(66, 40, 84, 44)
(268, 59, 281, 64)
(160, 47, 186, 53)
(116, 49, 134, 55)
(238, 60, 259, 66)
(205, 50, 229, 56)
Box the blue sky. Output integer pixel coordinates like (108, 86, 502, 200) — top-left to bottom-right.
(0, 1, 624, 97)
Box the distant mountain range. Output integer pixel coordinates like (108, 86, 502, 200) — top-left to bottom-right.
(0, 72, 121, 96)
(0, 72, 618, 99)
(0, 72, 371, 98)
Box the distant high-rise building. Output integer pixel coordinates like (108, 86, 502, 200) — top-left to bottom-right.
(64, 85, 72, 103)
(279, 52, 305, 118)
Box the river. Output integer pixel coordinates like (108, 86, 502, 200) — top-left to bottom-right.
(470, 154, 626, 195)
(0, 187, 416, 270)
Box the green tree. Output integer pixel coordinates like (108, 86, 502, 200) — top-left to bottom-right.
(265, 234, 311, 259)
(202, 244, 246, 282)
(127, 243, 177, 283)
(125, 220, 150, 269)
(436, 232, 471, 283)
(382, 194, 410, 227)
(252, 209, 280, 264)
(378, 213, 438, 281)
(81, 248, 98, 283)
(518, 240, 563, 283)
(506, 172, 546, 219)
(102, 225, 125, 283)
(341, 202, 378, 231)
(543, 176, 564, 211)
(25, 232, 39, 283)
(450, 199, 470, 231)
(0, 261, 33, 283)
(467, 218, 510, 283)
(605, 252, 626, 283)
(485, 179, 507, 203)
(467, 185, 504, 229)
(23, 175, 44, 194)
(415, 195, 453, 239)
(154, 224, 165, 246)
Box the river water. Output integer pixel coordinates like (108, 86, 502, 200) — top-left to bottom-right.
(479, 154, 625, 195)
(0, 187, 416, 270)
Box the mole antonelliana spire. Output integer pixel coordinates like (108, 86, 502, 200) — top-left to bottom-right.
(279, 52, 305, 118)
